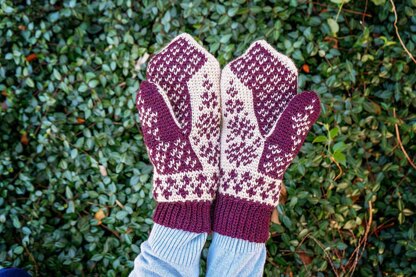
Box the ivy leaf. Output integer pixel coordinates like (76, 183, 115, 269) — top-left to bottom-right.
(329, 127, 339, 139)
(371, 0, 386, 5)
(313, 135, 327, 143)
(327, 18, 339, 36)
(333, 151, 346, 166)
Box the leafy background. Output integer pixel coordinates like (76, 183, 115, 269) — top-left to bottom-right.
(1, 0, 415, 276)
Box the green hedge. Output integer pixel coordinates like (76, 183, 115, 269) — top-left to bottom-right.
(1, 0, 415, 276)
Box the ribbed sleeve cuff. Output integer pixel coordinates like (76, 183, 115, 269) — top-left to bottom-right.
(153, 201, 211, 233)
(213, 194, 274, 243)
(149, 223, 208, 266)
(211, 232, 265, 252)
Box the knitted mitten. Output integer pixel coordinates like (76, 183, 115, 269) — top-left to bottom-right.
(136, 34, 221, 233)
(213, 40, 321, 242)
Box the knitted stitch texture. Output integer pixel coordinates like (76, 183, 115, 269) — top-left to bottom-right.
(213, 40, 321, 242)
(136, 34, 221, 233)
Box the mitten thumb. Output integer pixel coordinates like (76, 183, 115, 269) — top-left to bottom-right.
(136, 81, 183, 149)
(259, 91, 321, 179)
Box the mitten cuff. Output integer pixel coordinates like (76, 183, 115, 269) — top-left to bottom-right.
(213, 193, 274, 243)
(153, 201, 211, 233)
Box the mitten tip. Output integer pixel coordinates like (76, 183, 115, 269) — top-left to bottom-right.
(299, 90, 322, 116)
(247, 39, 298, 76)
(173, 33, 221, 71)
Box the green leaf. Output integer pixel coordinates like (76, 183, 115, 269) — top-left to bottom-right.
(329, 127, 339, 139)
(282, 215, 292, 228)
(343, 220, 356, 230)
(53, 69, 62, 80)
(398, 212, 405, 224)
(227, 7, 239, 17)
(398, 199, 404, 211)
(26, 78, 35, 88)
(116, 210, 128, 220)
(318, 260, 328, 271)
(91, 254, 103, 261)
(220, 34, 232, 44)
(65, 187, 73, 199)
(79, 84, 88, 92)
(88, 80, 99, 88)
(130, 175, 140, 186)
(330, 0, 351, 3)
(14, 246, 24, 255)
(70, 149, 78, 159)
(11, 215, 21, 229)
(363, 101, 381, 114)
(333, 151, 346, 165)
(67, 200, 75, 213)
(371, 0, 386, 5)
(313, 135, 327, 143)
(337, 242, 348, 250)
(327, 18, 339, 36)
(333, 142, 347, 152)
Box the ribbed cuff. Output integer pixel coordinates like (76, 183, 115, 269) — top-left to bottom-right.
(153, 201, 211, 233)
(149, 223, 208, 266)
(211, 232, 265, 253)
(213, 193, 274, 243)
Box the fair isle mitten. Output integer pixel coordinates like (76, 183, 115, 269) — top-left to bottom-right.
(136, 34, 221, 233)
(213, 40, 321, 242)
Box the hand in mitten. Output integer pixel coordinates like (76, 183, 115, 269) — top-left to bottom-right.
(136, 34, 221, 233)
(213, 40, 321, 242)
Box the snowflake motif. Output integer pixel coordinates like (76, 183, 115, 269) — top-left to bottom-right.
(193, 175, 206, 198)
(200, 141, 220, 166)
(221, 169, 237, 192)
(225, 137, 261, 167)
(233, 183, 243, 194)
(196, 112, 219, 140)
(225, 80, 238, 97)
(201, 74, 219, 110)
(162, 187, 172, 200)
(178, 176, 191, 198)
(225, 99, 244, 116)
(226, 115, 256, 142)
(271, 185, 281, 202)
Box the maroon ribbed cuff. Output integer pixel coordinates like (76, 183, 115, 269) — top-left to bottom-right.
(153, 201, 211, 233)
(213, 193, 274, 243)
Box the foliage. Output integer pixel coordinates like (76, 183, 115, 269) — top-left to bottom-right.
(1, 0, 415, 276)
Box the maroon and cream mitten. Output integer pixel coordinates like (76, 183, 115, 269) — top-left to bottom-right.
(213, 40, 321, 242)
(136, 34, 221, 233)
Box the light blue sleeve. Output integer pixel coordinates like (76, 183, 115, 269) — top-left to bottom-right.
(206, 233, 266, 277)
(129, 225, 266, 277)
(129, 224, 207, 277)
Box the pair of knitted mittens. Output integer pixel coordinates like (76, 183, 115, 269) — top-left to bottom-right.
(136, 34, 321, 243)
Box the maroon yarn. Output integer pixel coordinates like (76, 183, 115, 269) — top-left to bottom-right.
(137, 81, 202, 175)
(135, 34, 221, 233)
(154, 201, 211, 233)
(147, 37, 207, 134)
(213, 194, 274, 243)
(259, 91, 321, 180)
(215, 41, 321, 243)
(230, 42, 297, 137)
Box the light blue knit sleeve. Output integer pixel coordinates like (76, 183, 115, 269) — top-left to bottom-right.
(129, 224, 207, 277)
(206, 233, 267, 277)
(129, 225, 266, 277)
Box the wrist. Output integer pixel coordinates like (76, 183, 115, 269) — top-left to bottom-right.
(212, 193, 274, 243)
(154, 200, 212, 233)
